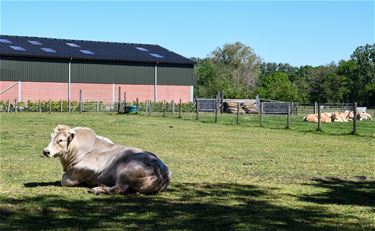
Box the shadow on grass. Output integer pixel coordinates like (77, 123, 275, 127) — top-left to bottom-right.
(0, 182, 365, 230)
(299, 177, 375, 207)
(24, 181, 61, 187)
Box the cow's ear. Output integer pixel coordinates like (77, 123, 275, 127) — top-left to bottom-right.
(67, 129, 76, 146)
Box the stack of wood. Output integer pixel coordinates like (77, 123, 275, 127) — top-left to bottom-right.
(242, 102, 257, 114)
(225, 102, 246, 115)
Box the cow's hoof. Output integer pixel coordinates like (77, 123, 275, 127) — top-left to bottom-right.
(88, 188, 99, 195)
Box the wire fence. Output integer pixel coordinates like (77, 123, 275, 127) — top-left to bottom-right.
(1, 98, 374, 136)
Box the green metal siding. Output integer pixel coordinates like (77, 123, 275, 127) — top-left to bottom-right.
(0, 58, 68, 82)
(1, 58, 194, 85)
(158, 66, 194, 86)
(71, 63, 155, 84)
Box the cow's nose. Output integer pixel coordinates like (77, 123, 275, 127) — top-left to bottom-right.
(43, 150, 50, 157)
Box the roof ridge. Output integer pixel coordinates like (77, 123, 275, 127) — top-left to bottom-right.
(0, 34, 158, 47)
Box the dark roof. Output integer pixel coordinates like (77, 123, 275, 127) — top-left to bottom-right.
(0, 35, 194, 65)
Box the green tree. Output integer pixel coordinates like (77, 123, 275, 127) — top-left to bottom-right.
(193, 58, 217, 97)
(349, 44, 375, 105)
(210, 42, 261, 98)
(256, 72, 299, 102)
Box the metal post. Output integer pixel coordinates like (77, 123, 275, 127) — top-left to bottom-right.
(148, 100, 152, 116)
(236, 102, 240, 124)
(259, 102, 263, 127)
(49, 99, 52, 114)
(112, 83, 115, 110)
(195, 97, 199, 120)
(18, 81, 22, 103)
(7, 100, 10, 113)
(79, 90, 83, 114)
(14, 98, 17, 113)
(220, 91, 224, 113)
(287, 103, 291, 129)
(214, 98, 218, 123)
(352, 102, 357, 134)
(314, 102, 317, 114)
(123, 92, 127, 113)
(154, 64, 158, 102)
(171, 100, 175, 113)
(60, 100, 63, 112)
(68, 58, 72, 113)
(38, 99, 41, 113)
(178, 99, 182, 118)
(136, 98, 139, 114)
(317, 104, 321, 131)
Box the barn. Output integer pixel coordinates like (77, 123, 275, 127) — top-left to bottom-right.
(0, 35, 194, 106)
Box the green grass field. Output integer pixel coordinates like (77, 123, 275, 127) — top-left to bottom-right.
(1, 112, 374, 230)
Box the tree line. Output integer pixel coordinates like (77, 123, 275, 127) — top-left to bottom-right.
(193, 42, 375, 106)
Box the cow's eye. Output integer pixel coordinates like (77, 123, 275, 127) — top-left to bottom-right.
(58, 139, 63, 143)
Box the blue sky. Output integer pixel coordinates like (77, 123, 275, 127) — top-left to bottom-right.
(1, 0, 374, 66)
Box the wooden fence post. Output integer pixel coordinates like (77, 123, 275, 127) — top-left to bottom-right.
(14, 98, 17, 113)
(352, 102, 357, 134)
(79, 90, 83, 114)
(49, 99, 52, 114)
(291, 102, 294, 116)
(163, 100, 166, 117)
(236, 102, 240, 125)
(195, 97, 199, 120)
(287, 103, 291, 129)
(317, 104, 321, 131)
(117, 87, 121, 114)
(149, 100, 152, 116)
(259, 102, 264, 127)
(171, 100, 175, 113)
(39, 99, 41, 113)
(178, 99, 182, 118)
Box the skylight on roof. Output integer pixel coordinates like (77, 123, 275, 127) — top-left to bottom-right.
(41, 47, 56, 53)
(136, 47, 149, 52)
(28, 40, 43, 45)
(80, 49, 94, 55)
(9, 46, 26, 51)
(150, 53, 164, 58)
(0, 38, 12, 44)
(66, 42, 80, 48)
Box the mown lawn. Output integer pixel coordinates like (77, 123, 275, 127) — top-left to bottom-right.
(0, 112, 374, 230)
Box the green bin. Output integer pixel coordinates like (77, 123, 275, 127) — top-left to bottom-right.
(126, 105, 137, 113)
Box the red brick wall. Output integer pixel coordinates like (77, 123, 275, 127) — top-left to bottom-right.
(0, 81, 192, 103)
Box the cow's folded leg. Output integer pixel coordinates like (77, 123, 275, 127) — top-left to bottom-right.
(108, 185, 129, 194)
(61, 173, 80, 187)
(88, 185, 129, 195)
(88, 186, 110, 195)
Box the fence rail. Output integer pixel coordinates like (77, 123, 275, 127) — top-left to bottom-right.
(1, 96, 373, 136)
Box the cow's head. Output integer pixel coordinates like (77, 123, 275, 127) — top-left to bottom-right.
(330, 112, 338, 122)
(43, 125, 75, 158)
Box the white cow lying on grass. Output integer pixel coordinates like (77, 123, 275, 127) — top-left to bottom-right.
(358, 112, 372, 121)
(43, 125, 171, 195)
(303, 113, 332, 123)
